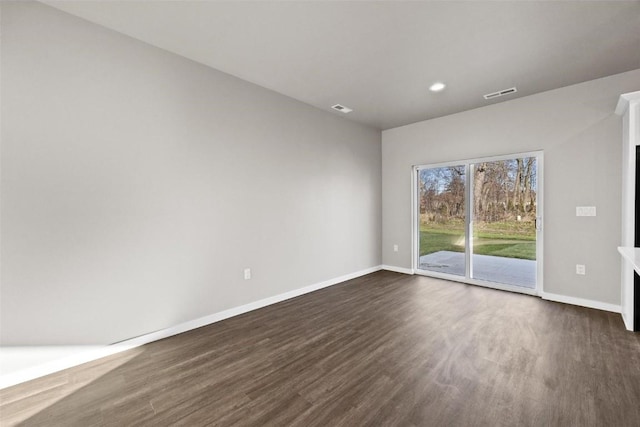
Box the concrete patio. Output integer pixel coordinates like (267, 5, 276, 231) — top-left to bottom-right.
(419, 250, 536, 288)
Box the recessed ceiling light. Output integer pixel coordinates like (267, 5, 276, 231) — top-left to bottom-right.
(429, 82, 446, 92)
(331, 104, 353, 113)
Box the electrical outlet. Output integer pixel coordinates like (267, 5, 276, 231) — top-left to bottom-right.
(244, 268, 251, 280)
(576, 264, 586, 275)
(393, 244, 398, 252)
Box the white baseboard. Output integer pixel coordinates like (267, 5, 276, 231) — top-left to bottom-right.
(621, 312, 634, 331)
(540, 291, 621, 313)
(0, 265, 382, 389)
(381, 265, 414, 275)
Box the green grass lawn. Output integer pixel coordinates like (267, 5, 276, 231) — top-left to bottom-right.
(420, 220, 536, 260)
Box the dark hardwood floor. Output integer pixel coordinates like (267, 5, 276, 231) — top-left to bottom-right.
(2, 271, 640, 426)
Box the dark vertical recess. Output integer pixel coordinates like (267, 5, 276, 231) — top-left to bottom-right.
(636, 146, 640, 245)
(634, 146, 640, 330)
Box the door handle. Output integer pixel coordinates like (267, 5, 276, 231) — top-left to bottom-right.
(535, 217, 542, 231)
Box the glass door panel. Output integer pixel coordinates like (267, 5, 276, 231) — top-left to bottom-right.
(417, 165, 466, 276)
(470, 158, 537, 288)
(415, 152, 542, 295)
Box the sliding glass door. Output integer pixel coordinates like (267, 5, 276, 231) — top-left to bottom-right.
(417, 165, 467, 276)
(415, 152, 542, 294)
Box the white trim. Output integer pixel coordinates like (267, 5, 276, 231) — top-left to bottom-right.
(466, 163, 473, 279)
(0, 265, 382, 389)
(381, 265, 414, 275)
(617, 91, 639, 331)
(619, 247, 640, 276)
(411, 165, 419, 272)
(615, 90, 640, 116)
(540, 291, 621, 314)
(536, 152, 544, 294)
(622, 311, 634, 331)
(414, 150, 545, 172)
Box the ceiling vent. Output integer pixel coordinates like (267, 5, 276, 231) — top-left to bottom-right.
(331, 104, 353, 113)
(483, 87, 517, 100)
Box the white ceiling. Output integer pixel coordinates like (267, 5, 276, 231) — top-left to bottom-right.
(43, 1, 640, 130)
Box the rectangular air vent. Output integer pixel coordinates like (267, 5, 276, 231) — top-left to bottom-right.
(483, 87, 517, 100)
(331, 104, 353, 113)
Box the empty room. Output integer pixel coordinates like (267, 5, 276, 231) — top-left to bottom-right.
(1, 1, 640, 426)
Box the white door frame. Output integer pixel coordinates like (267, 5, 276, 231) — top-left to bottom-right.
(411, 150, 544, 296)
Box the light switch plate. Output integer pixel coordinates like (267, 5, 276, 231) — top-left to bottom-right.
(576, 206, 596, 217)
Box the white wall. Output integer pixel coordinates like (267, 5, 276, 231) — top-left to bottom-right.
(0, 2, 382, 346)
(383, 69, 640, 306)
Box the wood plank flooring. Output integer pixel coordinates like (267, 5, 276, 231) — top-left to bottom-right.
(2, 271, 640, 426)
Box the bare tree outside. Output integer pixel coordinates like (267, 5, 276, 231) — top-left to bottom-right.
(419, 157, 537, 261)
